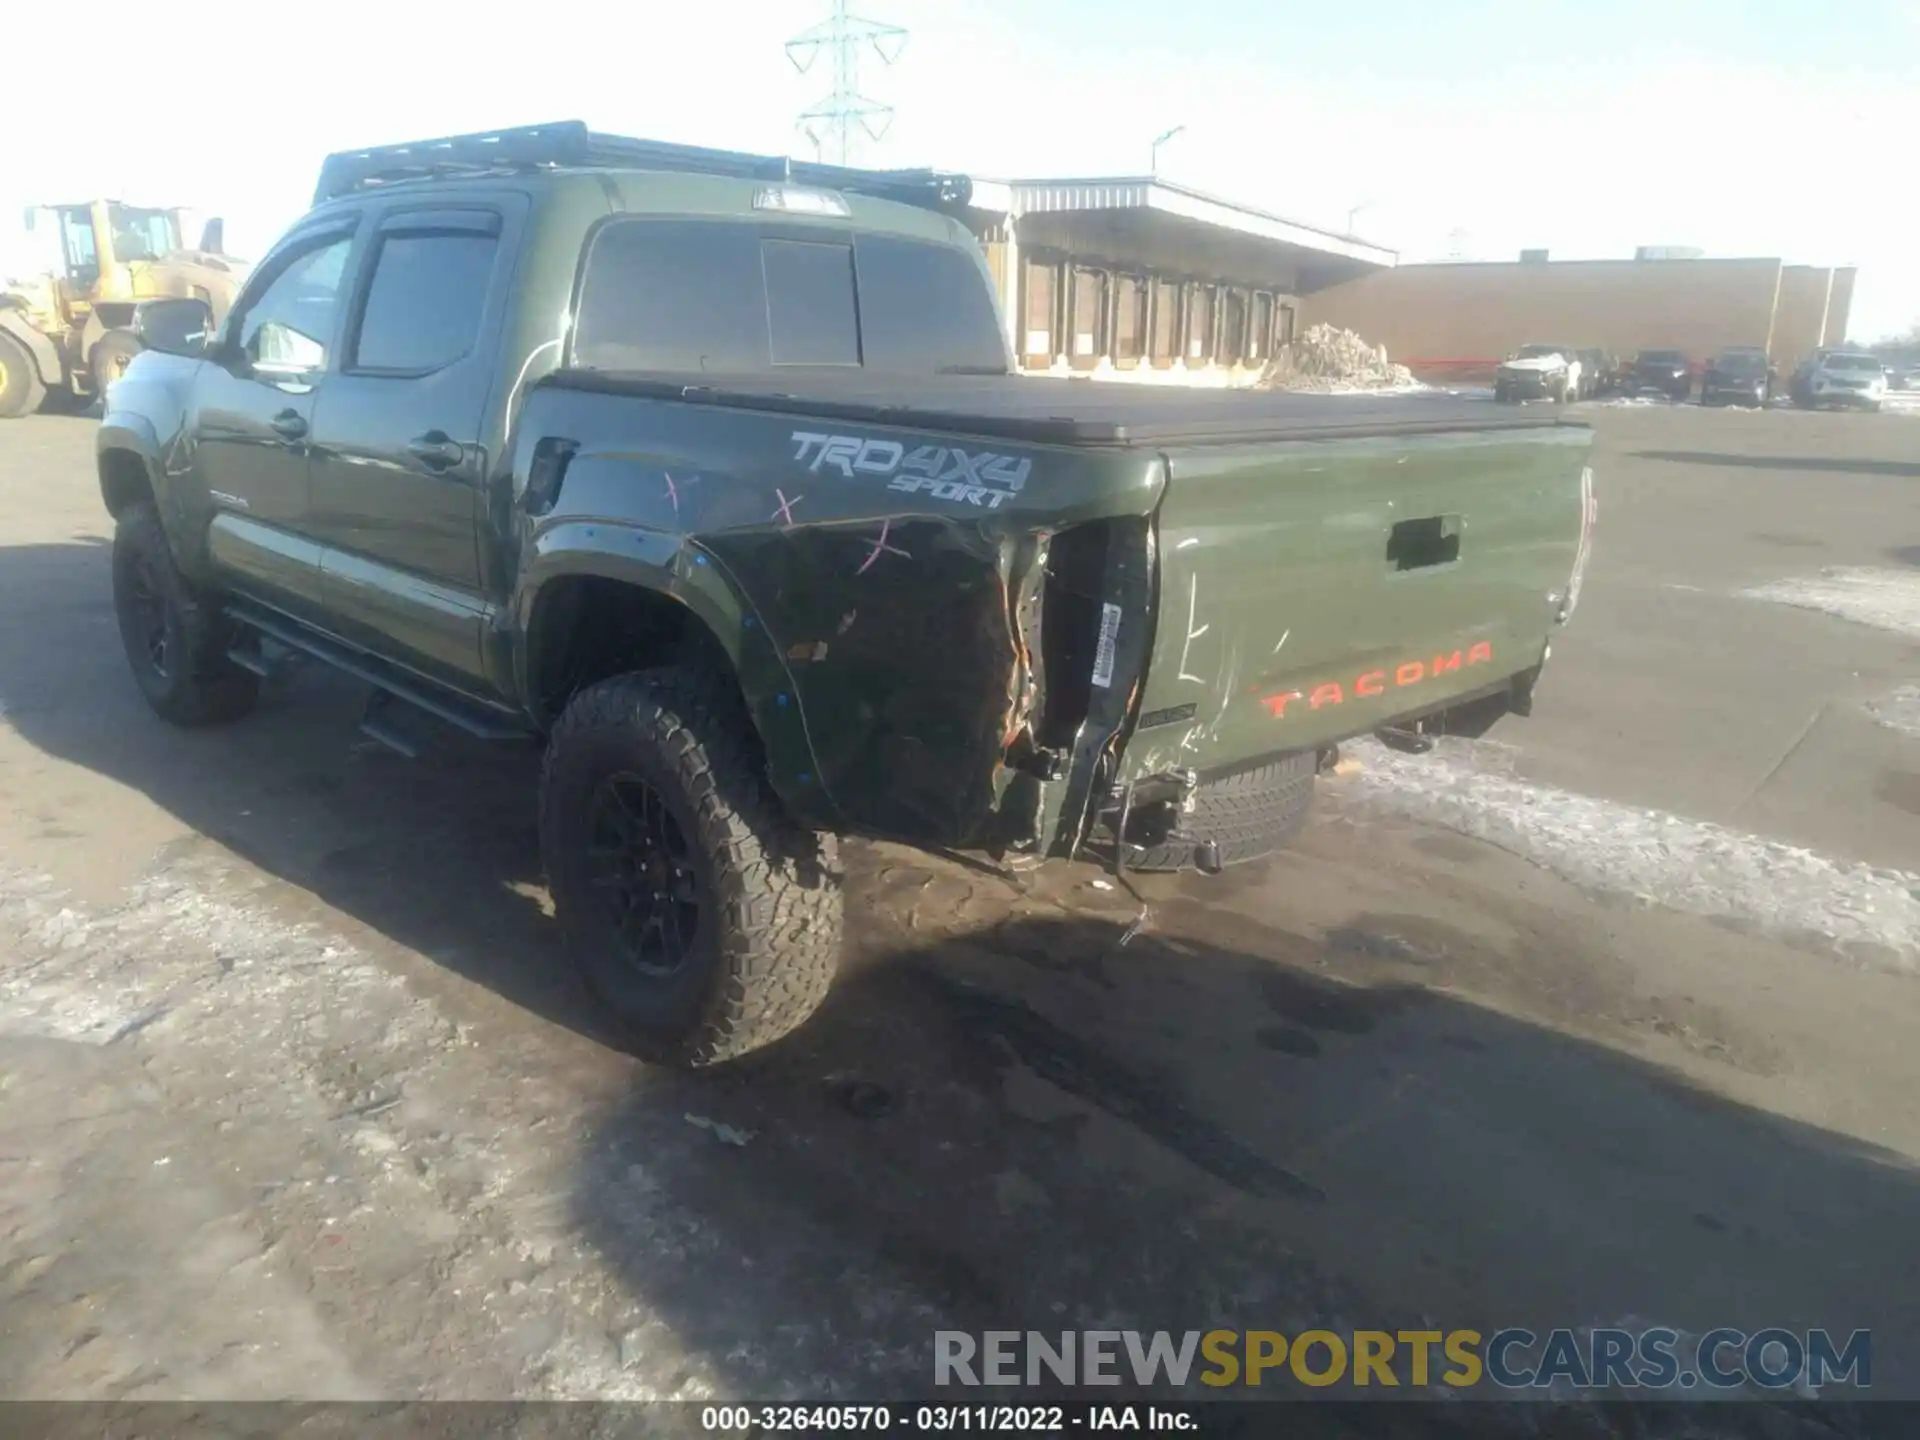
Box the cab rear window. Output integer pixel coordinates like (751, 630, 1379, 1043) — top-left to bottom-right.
(572, 218, 1008, 375)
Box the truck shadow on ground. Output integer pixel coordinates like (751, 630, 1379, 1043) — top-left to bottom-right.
(0, 539, 1912, 1429)
(567, 910, 1915, 1430)
(0, 538, 609, 1044)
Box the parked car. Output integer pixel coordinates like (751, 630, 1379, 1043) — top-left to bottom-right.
(1882, 358, 1920, 391)
(1796, 352, 1889, 411)
(1699, 349, 1774, 407)
(1627, 349, 1692, 400)
(1494, 343, 1583, 402)
(98, 124, 1597, 1066)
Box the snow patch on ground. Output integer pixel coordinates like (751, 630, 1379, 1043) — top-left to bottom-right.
(0, 862, 731, 1399)
(1865, 685, 1920, 737)
(1339, 738, 1920, 963)
(1741, 567, 1920, 640)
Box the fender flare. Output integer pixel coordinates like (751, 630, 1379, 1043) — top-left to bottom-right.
(94, 414, 193, 559)
(514, 526, 842, 829)
(0, 308, 64, 389)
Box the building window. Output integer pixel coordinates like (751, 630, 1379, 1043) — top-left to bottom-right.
(1149, 277, 1180, 364)
(1115, 275, 1147, 363)
(1250, 292, 1274, 364)
(1021, 257, 1058, 363)
(1222, 288, 1249, 366)
(1186, 283, 1216, 364)
(1070, 266, 1108, 363)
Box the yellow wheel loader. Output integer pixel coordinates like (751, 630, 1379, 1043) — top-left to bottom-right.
(0, 200, 246, 418)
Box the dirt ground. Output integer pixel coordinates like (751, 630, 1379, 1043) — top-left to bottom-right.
(1, 403, 1916, 1430)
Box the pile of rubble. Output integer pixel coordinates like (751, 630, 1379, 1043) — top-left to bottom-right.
(1260, 323, 1418, 392)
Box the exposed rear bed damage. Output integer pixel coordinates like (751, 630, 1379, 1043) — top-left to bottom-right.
(532, 374, 1593, 868)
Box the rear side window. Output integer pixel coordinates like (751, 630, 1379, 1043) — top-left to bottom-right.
(572, 217, 1007, 375)
(354, 232, 497, 372)
(854, 234, 1007, 373)
(574, 221, 767, 372)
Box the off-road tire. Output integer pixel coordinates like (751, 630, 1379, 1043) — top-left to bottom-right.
(91, 330, 143, 404)
(540, 668, 842, 1067)
(0, 332, 45, 419)
(111, 503, 260, 726)
(1125, 751, 1318, 873)
(1494, 381, 1510, 403)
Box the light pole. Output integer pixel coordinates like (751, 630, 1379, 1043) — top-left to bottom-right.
(1346, 200, 1374, 235)
(1151, 125, 1186, 177)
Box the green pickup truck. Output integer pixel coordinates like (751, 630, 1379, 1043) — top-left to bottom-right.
(99, 123, 1596, 1066)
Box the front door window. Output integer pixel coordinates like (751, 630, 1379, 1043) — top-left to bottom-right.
(238, 237, 352, 378)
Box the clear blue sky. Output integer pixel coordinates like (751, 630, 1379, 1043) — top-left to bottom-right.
(9, 0, 1916, 338)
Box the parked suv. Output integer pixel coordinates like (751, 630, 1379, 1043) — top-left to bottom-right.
(1627, 349, 1692, 401)
(1494, 344, 1583, 403)
(98, 123, 1594, 1067)
(1700, 348, 1774, 407)
(1798, 352, 1889, 411)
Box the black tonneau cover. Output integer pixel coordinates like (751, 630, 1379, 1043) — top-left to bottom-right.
(543, 369, 1578, 448)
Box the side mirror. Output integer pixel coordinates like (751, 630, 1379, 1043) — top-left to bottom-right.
(134, 297, 215, 358)
(197, 217, 226, 255)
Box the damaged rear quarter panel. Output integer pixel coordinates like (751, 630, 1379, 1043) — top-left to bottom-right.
(513, 384, 1164, 847)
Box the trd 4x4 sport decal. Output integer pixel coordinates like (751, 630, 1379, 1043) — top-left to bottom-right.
(790, 431, 1031, 510)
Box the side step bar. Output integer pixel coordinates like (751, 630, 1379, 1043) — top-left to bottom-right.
(358, 690, 424, 759)
(224, 601, 534, 748)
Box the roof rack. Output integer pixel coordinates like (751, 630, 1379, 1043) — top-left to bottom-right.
(312, 120, 974, 214)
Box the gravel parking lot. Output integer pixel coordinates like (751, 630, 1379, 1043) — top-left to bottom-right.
(1, 403, 1916, 1424)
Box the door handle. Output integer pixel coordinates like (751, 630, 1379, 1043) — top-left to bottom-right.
(270, 410, 308, 441)
(406, 432, 465, 470)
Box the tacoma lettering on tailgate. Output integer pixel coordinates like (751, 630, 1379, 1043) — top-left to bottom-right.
(1262, 642, 1494, 718)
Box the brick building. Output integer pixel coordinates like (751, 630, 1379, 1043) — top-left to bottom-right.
(955, 169, 1855, 381)
(1298, 256, 1856, 376)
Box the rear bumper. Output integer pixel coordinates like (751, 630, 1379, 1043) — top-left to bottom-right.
(1097, 663, 1545, 870)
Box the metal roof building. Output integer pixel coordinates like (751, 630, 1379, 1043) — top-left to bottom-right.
(961, 176, 1398, 378)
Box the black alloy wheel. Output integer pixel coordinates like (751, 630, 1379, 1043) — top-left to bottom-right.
(586, 771, 703, 979)
(125, 548, 172, 679)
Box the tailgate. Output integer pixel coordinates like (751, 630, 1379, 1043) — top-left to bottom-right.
(1123, 422, 1592, 779)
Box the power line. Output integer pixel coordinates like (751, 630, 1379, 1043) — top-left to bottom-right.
(786, 0, 907, 165)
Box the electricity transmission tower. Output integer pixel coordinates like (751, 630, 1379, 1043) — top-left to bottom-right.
(786, 0, 908, 164)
